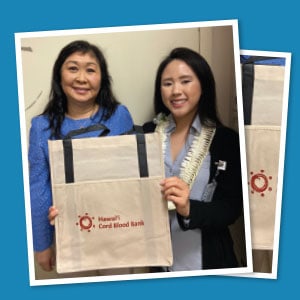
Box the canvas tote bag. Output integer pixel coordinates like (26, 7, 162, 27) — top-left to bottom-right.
(48, 126, 173, 273)
(241, 56, 285, 251)
(241, 55, 287, 272)
(245, 125, 281, 250)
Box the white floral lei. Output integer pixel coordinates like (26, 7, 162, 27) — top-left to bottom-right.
(154, 113, 216, 188)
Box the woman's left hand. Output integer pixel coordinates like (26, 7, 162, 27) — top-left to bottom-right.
(160, 176, 190, 217)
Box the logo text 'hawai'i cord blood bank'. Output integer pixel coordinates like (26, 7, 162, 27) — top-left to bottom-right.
(76, 214, 144, 232)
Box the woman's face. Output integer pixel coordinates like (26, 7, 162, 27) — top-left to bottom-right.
(60, 51, 101, 106)
(161, 59, 202, 122)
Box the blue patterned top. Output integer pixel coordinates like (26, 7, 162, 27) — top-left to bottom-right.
(28, 104, 134, 251)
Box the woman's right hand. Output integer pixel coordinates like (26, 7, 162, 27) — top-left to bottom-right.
(48, 206, 59, 226)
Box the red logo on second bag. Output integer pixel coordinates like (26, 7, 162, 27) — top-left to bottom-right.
(248, 169, 273, 197)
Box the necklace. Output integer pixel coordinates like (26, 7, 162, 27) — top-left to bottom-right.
(155, 116, 216, 188)
(155, 116, 215, 210)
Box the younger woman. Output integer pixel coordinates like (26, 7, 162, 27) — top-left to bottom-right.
(144, 47, 244, 270)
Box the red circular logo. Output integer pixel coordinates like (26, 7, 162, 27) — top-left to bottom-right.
(248, 170, 273, 197)
(76, 213, 95, 232)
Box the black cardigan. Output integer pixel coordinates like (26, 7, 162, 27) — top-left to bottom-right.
(143, 122, 244, 269)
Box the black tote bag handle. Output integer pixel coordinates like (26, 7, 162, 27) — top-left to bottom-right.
(121, 125, 149, 178)
(64, 123, 110, 139)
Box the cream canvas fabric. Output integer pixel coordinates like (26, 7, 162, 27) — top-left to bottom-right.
(245, 126, 281, 250)
(48, 132, 173, 273)
(251, 64, 284, 126)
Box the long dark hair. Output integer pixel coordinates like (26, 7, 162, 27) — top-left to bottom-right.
(154, 47, 222, 127)
(43, 40, 119, 138)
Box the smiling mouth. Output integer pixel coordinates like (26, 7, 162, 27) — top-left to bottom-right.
(171, 99, 186, 107)
(73, 87, 90, 94)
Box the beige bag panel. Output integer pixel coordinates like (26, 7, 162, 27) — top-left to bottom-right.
(48, 133, 164, 184)
(245, 125, 280, 250)
(251, 65, 285, 126)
